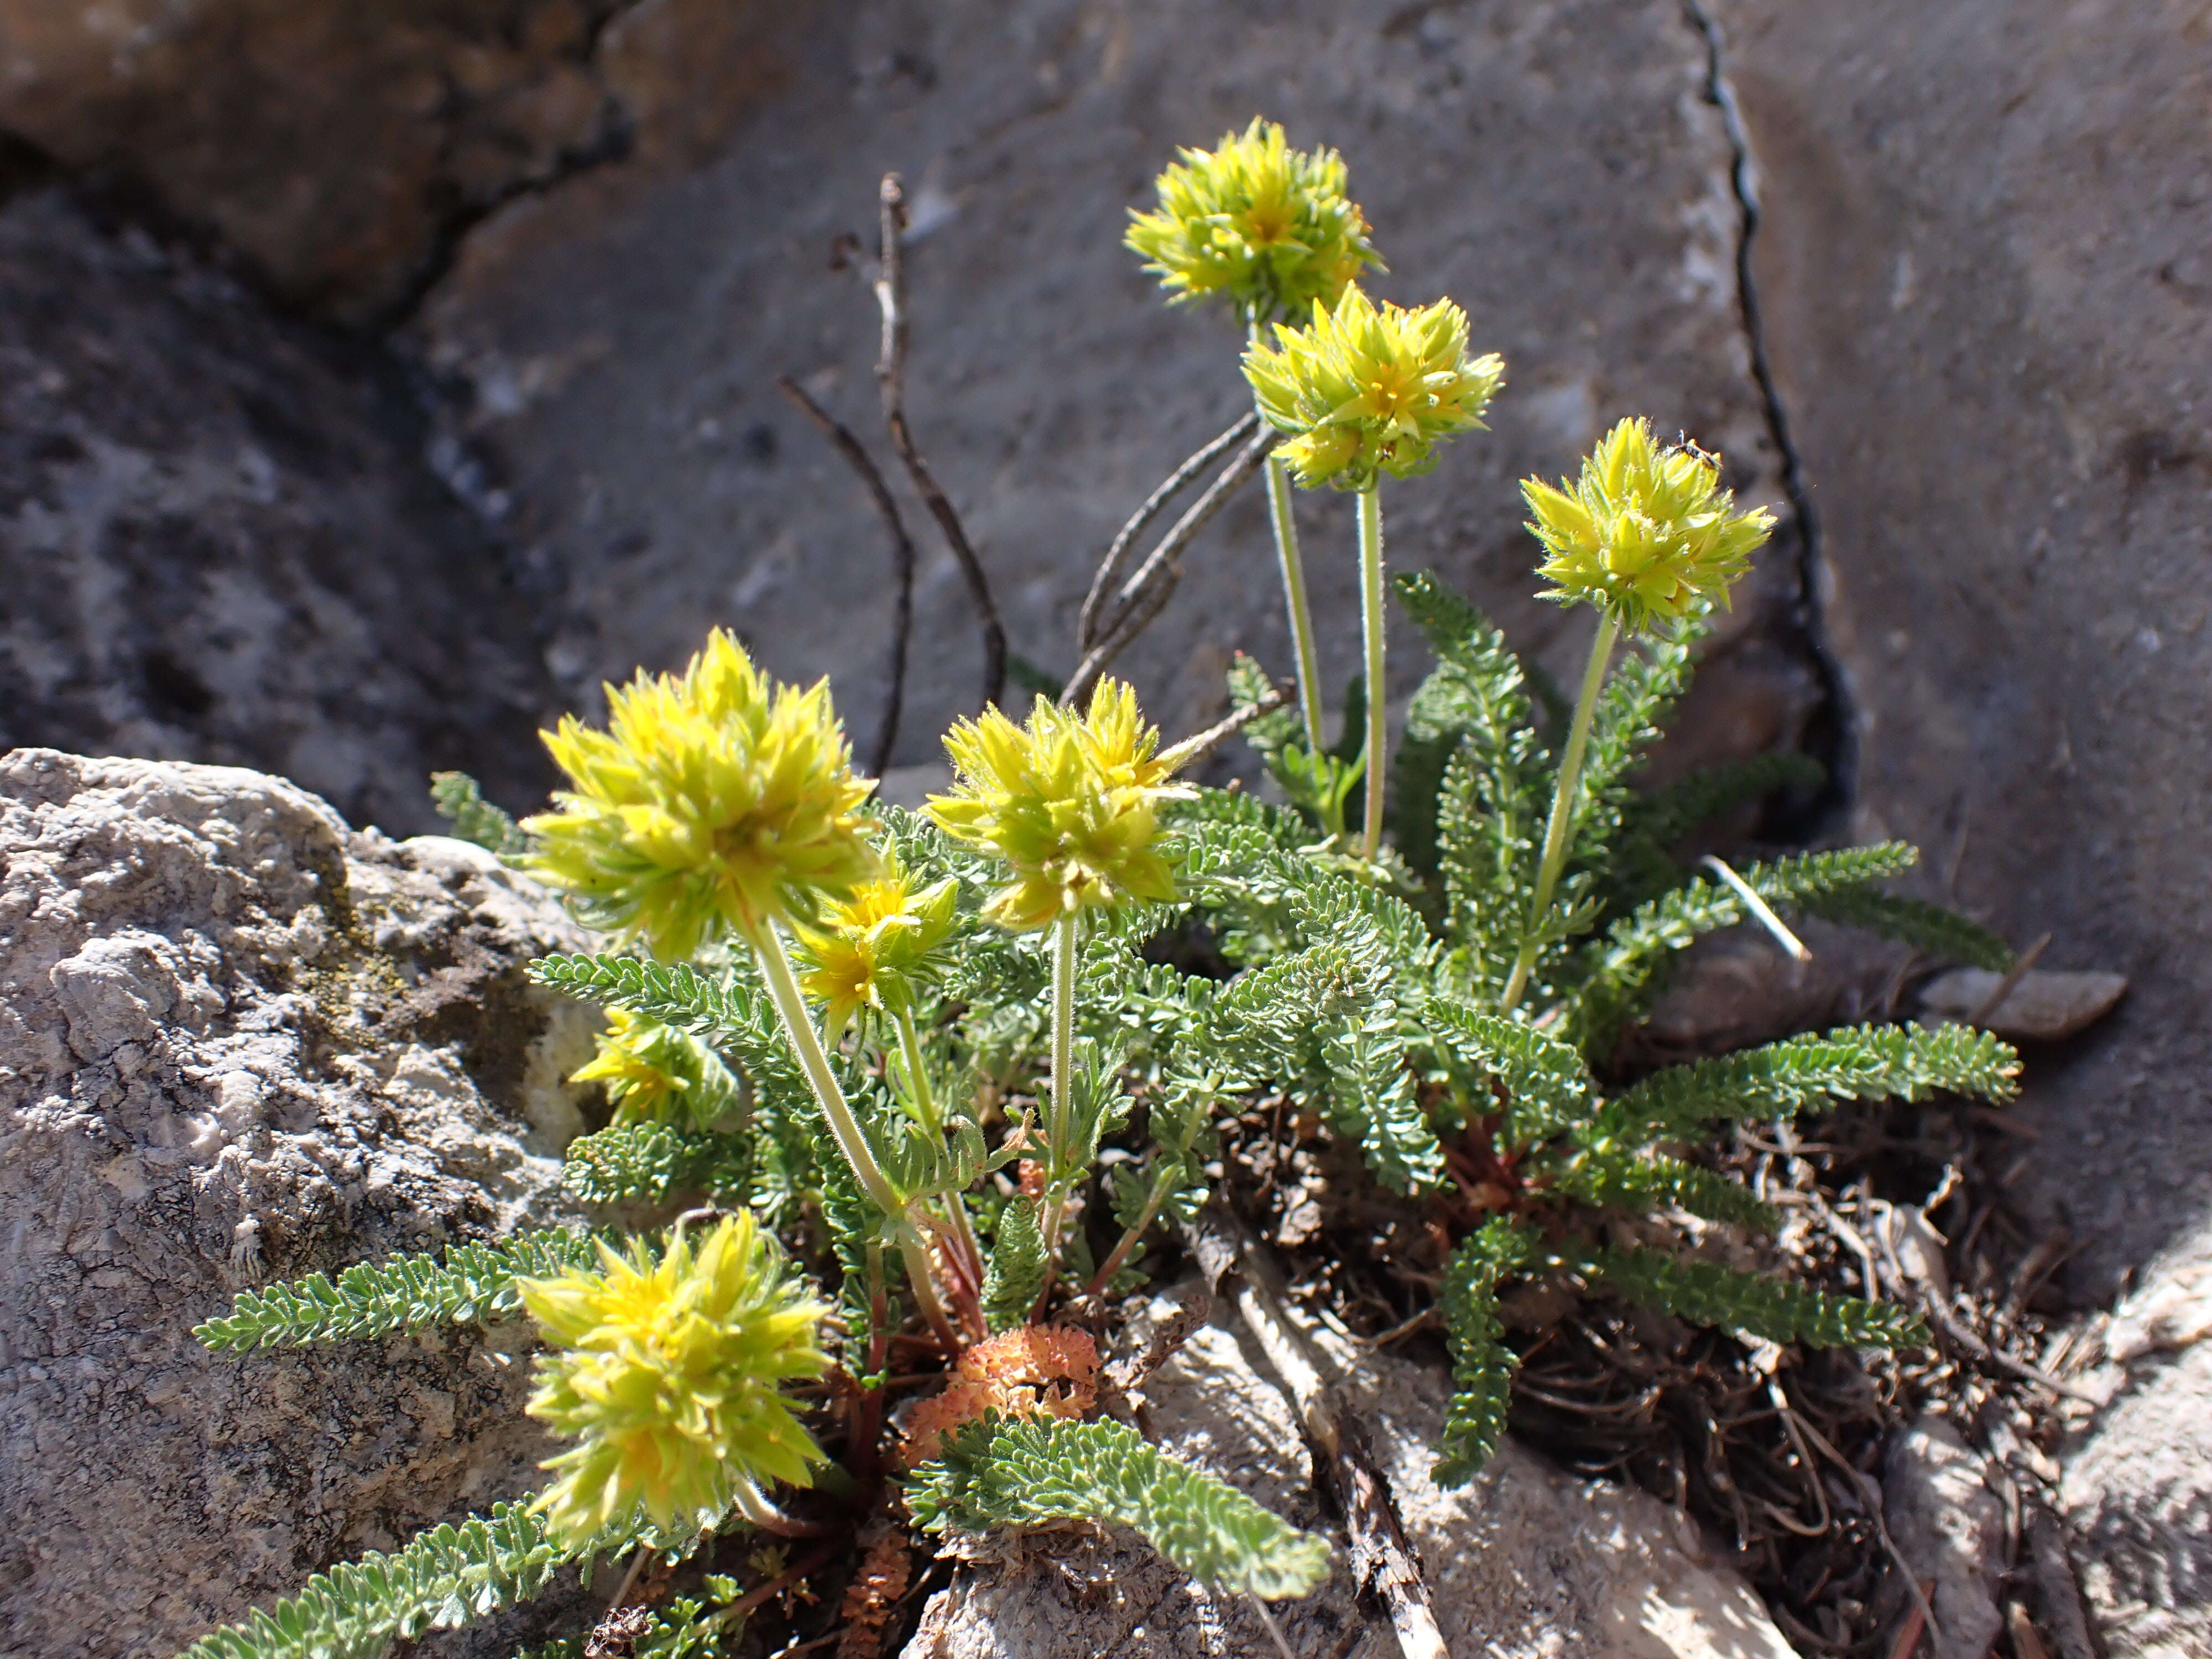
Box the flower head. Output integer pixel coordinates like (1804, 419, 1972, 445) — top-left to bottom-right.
(521, 629, 878, 961)
(1524, 418, 1775, 631)
(1126, 118, 1384, 326)
(926, 680, 1196, 932)
(569, 1008, 743, 1131)
(1243, 285, 1505, 491)
(520, 1214, 828, 1545)
(791, 855, 959, 1040)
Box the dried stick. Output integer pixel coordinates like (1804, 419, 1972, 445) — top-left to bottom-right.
(1062, 432, 1271, 707)
(1078, 411, 1260, 651)
(1183, 1206, 1449, 1659)
(775, 375, 915, 776)
(872, 173, 1006, 712)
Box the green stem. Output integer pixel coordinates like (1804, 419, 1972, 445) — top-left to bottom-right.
(1357, 483, 1387, 861)
(753, 926, 905, 1218)
(1265, 457, 1328, 754)
(1251, 321, 1326, 755)
(897, 1231, 964, 1355)
(1500, 609, 1621, 1011)
(892, 1006, 942, 1139)
(1041, 914, 1080, 1251)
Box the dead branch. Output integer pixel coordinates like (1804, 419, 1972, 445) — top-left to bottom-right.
(775, 375, 916, 776)
(1078, 411, 1260, 651)
(1062, 431, 1270, 707)
(1183, 1205, 1449, 1659)
(873, 173, 1006, 712)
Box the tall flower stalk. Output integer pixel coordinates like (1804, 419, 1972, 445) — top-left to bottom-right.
(521, 630, 963, 1349)
(1499, 417, 1776, 1010)
(1244, 285, 1504, 857)
(928, 680, 1196, 1253)
(1128, 120, 1382, 754)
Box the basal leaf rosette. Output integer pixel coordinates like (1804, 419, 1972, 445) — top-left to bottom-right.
(1243, 285, 1505, 491)
(791, 855, 958, 1039)
(926, 680, 1196, 932)
(1524, 416, 1775, 633)
(1126, 117, 1384, 326)
(518, 1214, 828, 1545)
(569, 1008, 743, 1132)
(522, 629, 878, 962)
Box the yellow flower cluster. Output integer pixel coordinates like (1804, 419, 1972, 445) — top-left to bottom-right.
(568, 1008, 742, 1131)
(927, 680, 1194, 932)
(792, 855, 958, 1040)
(522, 629, 878, 962)
(1243, 286, 1505, 491)
(519, 1214, 827, 1545)
(1126, 118, 1383, 326)
(1524, 418, 1775, 631)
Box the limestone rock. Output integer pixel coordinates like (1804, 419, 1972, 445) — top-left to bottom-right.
(1881, 1418, 2005, 1659)
(0, 0, 644, 320)
(2064, 1218, 2212, 1656)
(0, 749, 602, 1659)
(0, 190, 557, 837)
(906, 1291, 1799, 1659)
(1704, 0, 2212, 1298)
(1918, 967, 2128, 1045)
(410, 0, 1813, 785)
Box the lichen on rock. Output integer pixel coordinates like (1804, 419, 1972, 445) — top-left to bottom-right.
(0, 749, 603, 1659)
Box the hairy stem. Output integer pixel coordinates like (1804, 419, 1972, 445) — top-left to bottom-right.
(1251, 321, 1326, 755)
(898, 1230, 964, 1355)
(1357, 483, 1388, 861)
(754, 927, 905, 1217)
(896, 1006, 986, 1291)
(1041, 914, 1080, 1252)
(1266, 457, 1327, 754)
(1500, 610, 1620, 1011)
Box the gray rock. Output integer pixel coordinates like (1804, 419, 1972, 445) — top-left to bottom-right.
(1881, 1417, 2005, 1659)
(1918, 967, 2128, 1045)
(409, 0, 1816, 786)
(0, 0, 643, 321)
(0, 189, 557, 838)
(2064, 1218, 2212, 1656)
(907, 1293, 1799, 1659)
(0, 749, 602, 1659)
(1702, 0, 2212, 1298)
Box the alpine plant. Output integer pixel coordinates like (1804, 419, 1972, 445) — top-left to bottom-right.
(176, 121, 2023, 1659)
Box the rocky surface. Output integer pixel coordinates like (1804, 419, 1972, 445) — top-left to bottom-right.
(1703, 0, 2212, 1300)
(0, 190, 557, 838)
(1881, 1418, 2005, 1659)
(0, 0, 653, 321)
(407, 0, 1816, 775)
(907, 1290, 1799, 1659)
(2063, 1217, 2212, 1655)
(0, 750, 602, 1658)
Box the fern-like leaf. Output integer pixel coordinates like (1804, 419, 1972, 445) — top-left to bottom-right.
(429, 771, 529, 855)
(1433, 1217, 1537, 1485)
(907, 1415, 1331, 1600)
(1794, 888, 2013, 971)
(1424, 999, 1591, 1149)
(175, 1501, 614, 1659)
(1630, 752, 1827, 852)
(981, 1198, 1047, 1333)
(560, 1122, 752, 1208)
(1554, 1151, 1779, 1232)
(1599, 1021, 2020, 1142)
(1568, 1240, 1924, 1348)
(194, 1230, 608, 1352)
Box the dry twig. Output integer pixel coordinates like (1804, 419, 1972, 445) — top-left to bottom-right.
(872, 173, 1006, 712)
(1078, 411, 1260, 650)
(775, 375, 916, 776)
(1063, 431, 1271, 705)
(1184, 1206, 1449, 1659)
